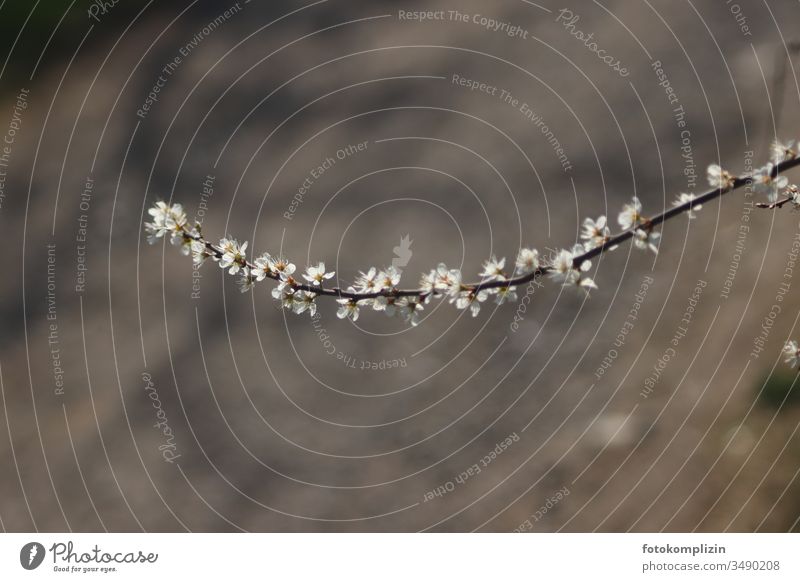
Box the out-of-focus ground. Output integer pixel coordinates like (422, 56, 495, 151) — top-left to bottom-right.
(1, 0, 800, 531)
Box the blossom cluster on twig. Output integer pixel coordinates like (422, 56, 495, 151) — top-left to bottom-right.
(145, 139, 800, 334)
(783, 341, 800, 369)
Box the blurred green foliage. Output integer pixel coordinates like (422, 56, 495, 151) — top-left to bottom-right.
(0, 0, 140, 89)
(0, 1, 81, 85)
(758, 369, 800, 409)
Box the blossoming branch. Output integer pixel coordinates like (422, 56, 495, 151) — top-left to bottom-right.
(145, 140, 800, 329)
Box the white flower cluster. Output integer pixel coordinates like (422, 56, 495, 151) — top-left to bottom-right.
(415, 257, 515, 318)
(145, 201, 191, 251)
(709, 139, 797, 204)
(143, 193, 664, 324)
(673, 193, 702, 219)
(336, 266, 422, 324)
(264, 260, 335, 317)
(616, 197, 660, 254)
(784, 340, 800, 369)
(144, 138, 800, 329)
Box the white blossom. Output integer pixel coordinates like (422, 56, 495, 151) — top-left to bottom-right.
(752, 163, 788, 203)
(707, 164, 735, 190)
(452, 288, 489, 316)
(372, 295, 398, 315)
(218, 237, 247, 275)
(633, 228, 660, 254)
(397, 297, 424, 326)
(548, 245, 596, 293)
(787, 185, 800, 208)
(354, 268, 379, 293)
(493, 285, 518, 305)
(252, 253, 274, 281)
(581, 215, 610, 249)
(164, 203, 187, 231)
(432, 264, 463, 296)
(336, 293, 360, 321)
(268, 256, 296, 281)
(293, 290, 318, 316)
(377, 266, 401, 290)
(144, 222, 162, 246)
(149, 201, 186, 231)
(515, 248, 540, 274)
(549, 247, 579, 285)
(272, 285, 296, 310)
(303, 262, 335, 286)
(146, 201, 188, 244)
(191, 240, 211, 266)
(770, 139, 796, 165)
(618, 197, 643, 230)
(172, 232, 193, 255)
(480, 256, 506, 281)
(783, 340, 800, 368)
(146, 201, 171, 230)
(238, 268, 255, 293)
(419, 269, 437, 300)
(673, 193, 703, 219)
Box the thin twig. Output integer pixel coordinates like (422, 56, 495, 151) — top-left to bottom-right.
(171, 155, 800, 303)
(756, 196, 795, 209)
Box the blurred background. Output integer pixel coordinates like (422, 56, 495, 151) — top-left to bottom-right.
(1, 0, 800, 532)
